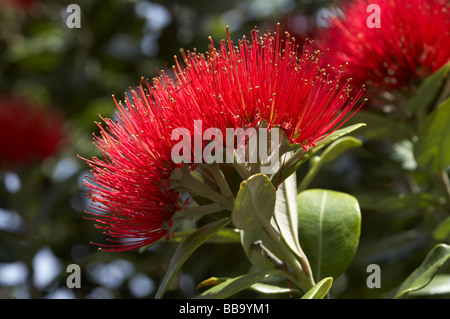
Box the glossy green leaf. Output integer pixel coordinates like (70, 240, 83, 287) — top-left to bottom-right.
(155, 217, 231, 299)
(298, 136, 363, 192)
(271, 123, 365, 186)
(316, 136, 363, 164)
(249, 282, 301, 295)
(301, 277, 333, 299)
(273, 172, 303, 259)
(194, 269, 285, 299)
(408, 274, 450, 297)
(406, 61, 450, 117)
(197, 277, 300, 296)
(298, 189, 361, 281)
(414, 97, 450, 173)
(394, 243, 450, 299)
(311, 123, 365, 151)
(232, 174, 276, 230)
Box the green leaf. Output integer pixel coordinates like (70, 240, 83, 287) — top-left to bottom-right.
(196, 277, 228, 290)
(298, 189, 361, 281)
(414, 97, 450, 173)
(194, 269, 285, 299)
(433, 217, 450, 241)
(240, 225, 282, 271)
(406, 61, 450, 116)
(155, 217, 231, 299)
(232, 174, 276, 230)
(394, 243, 450, 299)
(407, 274, 450, 297)
(344, 111, 415, 141)
(273, 171, 303, 259)
(301, 277, 333, 299)
(316, 136, 363, 164)
(315, 123, 366, 151)
(271, 123, 365, 186)
(171, 228, 240, 244)
(197, 277, 301, 296)
(249, 282, 301, 296)
(298, 136, 363, 192)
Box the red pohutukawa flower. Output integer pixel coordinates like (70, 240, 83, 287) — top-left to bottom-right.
(83, 25, 364, 251)
(317, 0, 450, 95)
(155, 25, 364, 149)
(83, 90, 182, 251)
(0, 95, 66, 169)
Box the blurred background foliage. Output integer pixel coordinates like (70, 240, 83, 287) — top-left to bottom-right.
(0, 0, 448, 299)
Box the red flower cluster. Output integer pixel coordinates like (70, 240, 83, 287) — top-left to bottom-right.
(317, 0, 450, 95)
(83, 25, 364, 251)
(83, 90, 181, 251)
(0, 96, 66, 169)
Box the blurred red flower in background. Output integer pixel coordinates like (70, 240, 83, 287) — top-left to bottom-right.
(0, 95, 67, 169)
(0, 0, 36, 11)
(83, 25, 365, 252)
(317, 0, 450, 95)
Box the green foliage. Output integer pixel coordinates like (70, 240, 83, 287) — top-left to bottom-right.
(414, 97, 450, 173)
(406, 62, 450, 121)
(232, 174, 276, 230)
(301, 277, 333, 299)
(344, 111, 415, 141)
(298, 189, 361, 281)
(270, 123, 366, 186)
(195, 269, 285, 299)
(196, 276, 301, 296)
(240, 223, 281, 271)
(407, 274, 450, 297)
(433, 217, 450, 242)
(274, 173, 303, 260)
(298, 136, 363, 192)
(394, 244, 450, 299)
(155, 218, 231, 299)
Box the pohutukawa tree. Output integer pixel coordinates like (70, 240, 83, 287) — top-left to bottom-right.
(82, 24, 368, 298)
